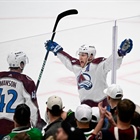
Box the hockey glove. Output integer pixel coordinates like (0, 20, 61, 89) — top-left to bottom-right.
(45, 40, 63, 56)
(118, 39, 133, 57)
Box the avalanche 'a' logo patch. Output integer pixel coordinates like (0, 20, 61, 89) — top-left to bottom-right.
(77, 73, 92, 90)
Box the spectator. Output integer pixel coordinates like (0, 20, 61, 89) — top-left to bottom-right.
(104, 84, 123, 129)
(62, 105, 101, 129)
(75, 103, 106, 139)
(54, 120, 86, 140)
(131, 111, 140, 127)
(90, 107, 100, 129)
(61, 109, 77, 127)
(75, 104, 94, 139)
(0, 51, 41, 139)
(43, 95, 63, 140)
(2, 103, 43, 140)
(89, 99, 140, 140)
(104, 84, 140, 128)
(104, 84, 123, 114)
(44, 99, 76, 128)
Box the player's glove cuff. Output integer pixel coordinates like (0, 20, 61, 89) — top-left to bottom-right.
(53, 45, 63, 56)
(118, 49, 126, 57)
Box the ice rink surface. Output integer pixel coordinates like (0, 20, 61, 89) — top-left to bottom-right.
(0, 0, 140, 119)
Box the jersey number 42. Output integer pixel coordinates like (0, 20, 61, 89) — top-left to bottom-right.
(0, 88, 17, 113)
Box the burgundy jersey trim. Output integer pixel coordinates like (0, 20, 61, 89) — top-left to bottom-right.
(91, 57, 106, 64)
(60, 51, 80, 66)
(0, 71, 36, 96)
(60, 51, 106, 65)
(0, 119, 14, 134)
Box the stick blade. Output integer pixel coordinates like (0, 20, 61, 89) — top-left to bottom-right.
(58, 9, 78, 19)
(51, 9, 78, 40)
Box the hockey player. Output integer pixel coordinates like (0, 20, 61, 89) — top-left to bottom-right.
(45, 39, 133, 107)
(0, 51, 41, 139)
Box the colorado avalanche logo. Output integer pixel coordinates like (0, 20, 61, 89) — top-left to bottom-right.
(77, 73, 92, 90)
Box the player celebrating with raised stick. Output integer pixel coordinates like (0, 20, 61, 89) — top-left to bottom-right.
(45, 39, 133, 107)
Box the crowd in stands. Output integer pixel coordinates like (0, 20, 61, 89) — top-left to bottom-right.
(1, 84, 140, 140)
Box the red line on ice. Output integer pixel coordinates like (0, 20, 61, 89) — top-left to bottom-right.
(38, 90, 78, 97)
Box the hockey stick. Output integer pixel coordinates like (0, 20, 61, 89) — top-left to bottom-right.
(36, 9, 78, 92)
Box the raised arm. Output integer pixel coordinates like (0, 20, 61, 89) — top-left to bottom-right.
(102, 39, 133, 73)
(45, 40, 80, 72)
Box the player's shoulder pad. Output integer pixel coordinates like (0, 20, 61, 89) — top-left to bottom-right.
(22, 74, 34, 82)
(92, 57, 106, 64)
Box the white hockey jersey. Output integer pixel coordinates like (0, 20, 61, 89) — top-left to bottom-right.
(0, 71, 40, 135)
(57, 51, 123, 102)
